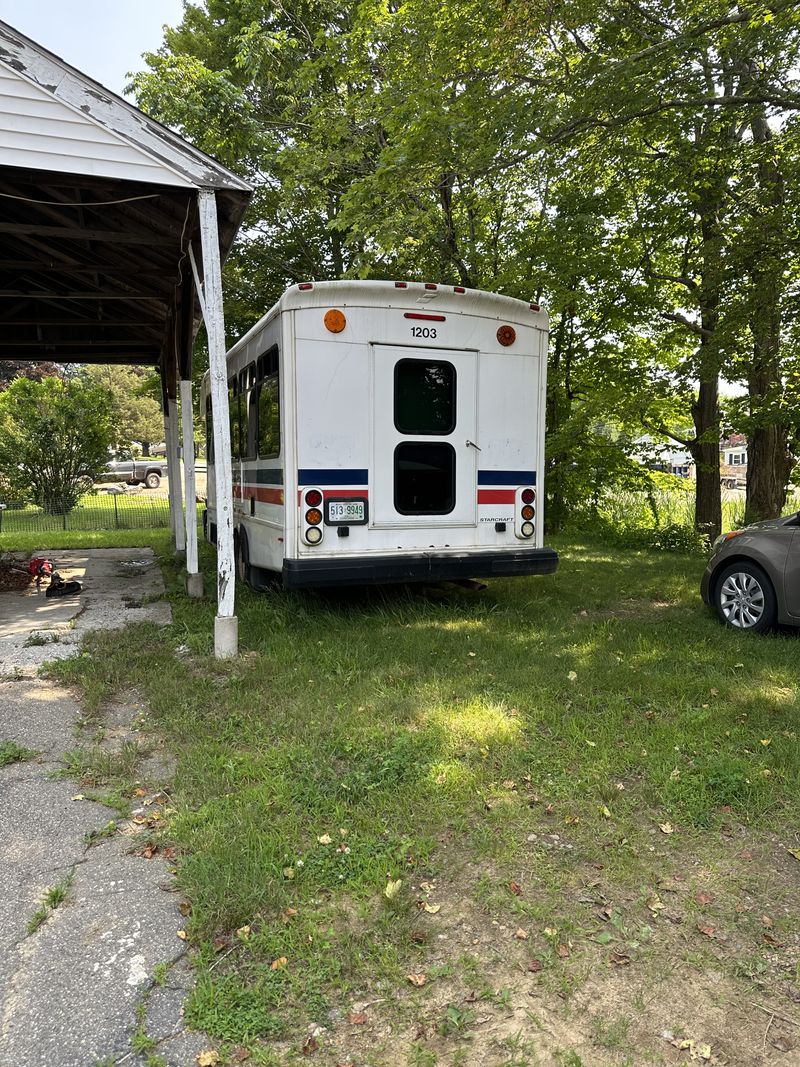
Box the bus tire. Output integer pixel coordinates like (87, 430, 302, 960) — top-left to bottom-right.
(235, 528, 251, 587)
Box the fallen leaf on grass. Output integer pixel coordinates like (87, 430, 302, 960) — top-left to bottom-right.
(384, 878, 402, 899)
(196, 1052, 220, 1066)
(419, 881, 435, 893)
(347, 1011, 367, 1025)
(509, 881, 522, 896)
(515, 928, 529, 940)
(527, 959, 544, 973)
(283, 867, 296, 880)
(422, 902, 441, 914)
(696, 922, 716, 939)
(695, 892, 715, 906)
(177, 930, 188, 941)
(568, 671, 577, 681)
(179, 901, 191, 917)
(71, 794, 85, 801)
(786, 849, 800, 862)
(302, 1035, 319, 1055)
(142, 845, 158, 860)
(212, 935, 230, 952)
(659, 823, 676, 835)
(230, 1049, 251, 1063)
(236, 925, 251, 940)
(609, 952, 631, 966)
(407, 973, 428, 986)
(763, 932, 783, 948)
(317, 834, 332, 845)
(410, 929, 427, 944)
(270, 957, 288, 970)
(133, 787, 147, 797)
(646, 896, 665, 915)
(600, 806, 612, 819)
(282, 907, 298, 922)
(761, 915, 774, 928)
(557, 943, 570, 958)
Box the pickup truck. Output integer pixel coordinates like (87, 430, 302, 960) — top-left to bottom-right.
(96, 456, 168, 489)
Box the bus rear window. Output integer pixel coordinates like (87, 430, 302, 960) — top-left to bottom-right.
(394, 442, 455, 515)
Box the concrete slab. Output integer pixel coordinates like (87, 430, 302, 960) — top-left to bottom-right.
(0, 548, 171, 676)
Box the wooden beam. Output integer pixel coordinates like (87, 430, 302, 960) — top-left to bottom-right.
(0, 223, 174, 245)
(0, 262, 181, 275)
(0, 291, 170, 300)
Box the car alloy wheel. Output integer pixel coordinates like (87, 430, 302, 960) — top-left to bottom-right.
(718, 570, 766, 628)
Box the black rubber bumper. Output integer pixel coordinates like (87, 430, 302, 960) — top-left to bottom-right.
(282, 547, 559, 589)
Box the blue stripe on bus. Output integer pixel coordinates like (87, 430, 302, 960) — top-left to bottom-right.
(478, 470, 536, 486)
(298, 468, 369, 485)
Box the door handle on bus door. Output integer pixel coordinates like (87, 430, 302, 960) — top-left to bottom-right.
(466, 439, 482, 451)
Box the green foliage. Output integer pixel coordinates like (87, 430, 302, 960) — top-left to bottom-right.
(80, 366, 163, 453)
(0, 740, 37, 767)
(0, 377, 114, 515)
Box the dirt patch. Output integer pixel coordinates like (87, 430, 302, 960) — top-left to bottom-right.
(0, 556, 31, 592)
(254, 827, 800, 1066)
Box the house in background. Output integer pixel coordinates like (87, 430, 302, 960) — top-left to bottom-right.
(720, 433, 748, 487)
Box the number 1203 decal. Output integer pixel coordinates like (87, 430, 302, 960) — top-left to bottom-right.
(411, 326, 437, 339)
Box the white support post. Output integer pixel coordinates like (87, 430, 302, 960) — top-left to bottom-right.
(166, 397, 186, 554)
(163, 405, 175, 539)
(181, 378, 203, 597)
(197, 187, 237, 658)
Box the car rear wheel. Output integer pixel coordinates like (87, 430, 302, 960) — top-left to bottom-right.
(714, 562, 776, 633)
(145, 472, 161, 489)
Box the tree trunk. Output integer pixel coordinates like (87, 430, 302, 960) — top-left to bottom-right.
(689, 379, 721, 538)
(743, 107, 789, 524)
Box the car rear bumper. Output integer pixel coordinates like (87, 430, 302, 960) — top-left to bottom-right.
(282, 548, 559, 589)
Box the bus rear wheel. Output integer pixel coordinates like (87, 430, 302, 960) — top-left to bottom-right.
(235, 529, 251, 587)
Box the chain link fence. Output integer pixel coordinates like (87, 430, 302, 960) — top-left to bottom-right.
(0, 490, 174, 534)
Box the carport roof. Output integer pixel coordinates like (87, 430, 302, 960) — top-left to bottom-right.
(0, 19, 253, 379)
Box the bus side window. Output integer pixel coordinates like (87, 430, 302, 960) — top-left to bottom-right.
(256, 345, 280, 458)
(228, 378, 241, 460)
(243, 362, 257, 459)
(205, 396, 214, 463)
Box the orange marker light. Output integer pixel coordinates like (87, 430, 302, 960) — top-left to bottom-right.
(324, 309, 346, 333)
(497, 325, 516, 347)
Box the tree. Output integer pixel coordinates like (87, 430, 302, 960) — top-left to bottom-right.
(0, 378, 114, 515)
(0, 360, 63, 390)
(80, 365, 164, 455)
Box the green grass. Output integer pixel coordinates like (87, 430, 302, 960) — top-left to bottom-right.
(0, 740, 37, 767)
(47, 535, 800, 1049)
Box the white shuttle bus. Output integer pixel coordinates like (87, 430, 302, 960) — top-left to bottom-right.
(200, 280, 558, 590)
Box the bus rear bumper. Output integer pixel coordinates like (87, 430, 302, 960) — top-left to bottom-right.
(282, 548, 559, 589)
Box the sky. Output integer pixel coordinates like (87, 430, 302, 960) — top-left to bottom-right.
(0, 0, 186, 95)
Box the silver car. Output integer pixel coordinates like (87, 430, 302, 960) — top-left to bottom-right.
(700, 514, 800, 632)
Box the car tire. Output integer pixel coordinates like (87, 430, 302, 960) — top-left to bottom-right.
(713, 561, 777, 633)
(145, 473, 161, 489)
(235, 528, 251, 587)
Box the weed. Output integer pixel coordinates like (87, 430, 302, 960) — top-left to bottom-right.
(556, 1053, 585, 1067)
(0, 740, 37, 767)
(23, 630, 60, 647)
(437, 1004, 477, 1038)
(152, 962, 170, 987)
(27, 872, 73, 934)
(84, 820, 117, 845)
(591, 1014, 631, 1049)
(129, 1027, 156, 1054)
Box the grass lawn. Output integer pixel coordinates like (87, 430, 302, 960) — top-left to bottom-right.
(48, 537, 800, 1066)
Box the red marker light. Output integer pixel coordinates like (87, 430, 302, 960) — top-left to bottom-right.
(454, 286, 466, 293)
(394, 281, 408, 288)
(404, 312, 446, 322)
(521, 488, 535, 504)
(305, 489, 322, 507)
(298, 282, 313, 291)
(530, 302, 540, 311)
(424, 283, 437, 290)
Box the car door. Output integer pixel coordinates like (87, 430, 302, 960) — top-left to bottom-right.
(784, 529, 800, 617)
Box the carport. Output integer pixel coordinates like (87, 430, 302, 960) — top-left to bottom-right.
(0, 20, 253, 657)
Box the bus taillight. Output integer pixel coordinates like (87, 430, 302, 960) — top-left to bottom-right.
(302, 488, 324, 546)
(515, 487, 536, 540)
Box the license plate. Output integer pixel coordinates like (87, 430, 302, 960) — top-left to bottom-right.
(326, 498, 368, 525)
